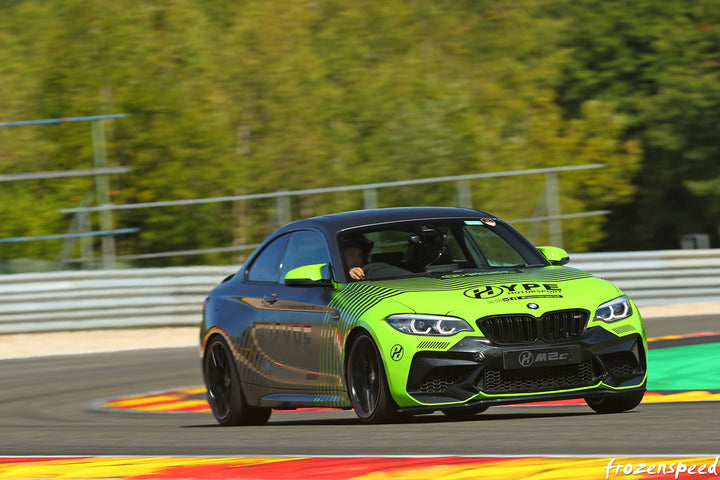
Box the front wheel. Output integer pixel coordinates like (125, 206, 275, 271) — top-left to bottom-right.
(346, 333, 398, 424)
(203, 336, 271, 426)
(585, 390, 644, 414)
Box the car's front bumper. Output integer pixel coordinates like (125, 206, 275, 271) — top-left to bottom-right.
(400, 326, 647, 411)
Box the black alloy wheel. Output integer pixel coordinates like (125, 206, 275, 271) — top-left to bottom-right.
(347, 332, 398, 424)
(203, 336, 271, 426)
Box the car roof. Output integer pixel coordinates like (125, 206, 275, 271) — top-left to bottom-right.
(277, 206, 496, 234)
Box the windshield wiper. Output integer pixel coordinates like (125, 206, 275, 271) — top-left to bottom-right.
(503, 263, 545, 268)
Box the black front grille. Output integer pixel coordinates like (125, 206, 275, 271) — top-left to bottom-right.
(479, 315, 537, 344)
(482, 361, 594, 394)
(478, 310, 589, 344)
(542, 310, 589, 341)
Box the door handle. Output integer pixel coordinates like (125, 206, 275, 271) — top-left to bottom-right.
(263, 293, 279, 305)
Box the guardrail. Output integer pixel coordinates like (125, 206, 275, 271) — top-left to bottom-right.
(569, 249, 720, 306)
(0, 267, 235, 334)
(1, 249, 718, 334)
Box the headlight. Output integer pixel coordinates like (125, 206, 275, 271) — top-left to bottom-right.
(594, 296, 633, 322)
(386, 314, 473, 336)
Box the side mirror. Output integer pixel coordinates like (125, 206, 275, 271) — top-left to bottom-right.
(284, 263, 332, 286)
(537, 246, 570, 266)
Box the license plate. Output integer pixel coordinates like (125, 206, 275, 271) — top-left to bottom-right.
(503, 345, 581, 369)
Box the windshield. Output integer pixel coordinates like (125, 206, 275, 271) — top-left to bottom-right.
(339, 218, 547, 280)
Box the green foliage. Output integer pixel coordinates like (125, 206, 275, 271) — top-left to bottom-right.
(1, 0, 653, 269)
(686, 177, 720, 225)
(554, 0, 720, 249)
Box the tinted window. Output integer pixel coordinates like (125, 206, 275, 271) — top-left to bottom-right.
(247, 234, 289, 283)
(280, 230, 331, 278)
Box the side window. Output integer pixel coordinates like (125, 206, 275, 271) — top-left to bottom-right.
(363, 230, 404, 266)
(280, 230, 331, 279)
(246, 234, 289, 283)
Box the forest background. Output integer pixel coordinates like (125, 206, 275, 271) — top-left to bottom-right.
(1, 0, 719, 270)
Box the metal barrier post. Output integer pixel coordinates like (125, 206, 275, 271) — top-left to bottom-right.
(456, 180, 472, 208)
(545, 171, 563, 247)
(91, 119, 116, 268)
(363, 188, 377, 209)
(276, 193, 291, 227)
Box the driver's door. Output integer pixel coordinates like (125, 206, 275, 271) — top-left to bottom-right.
(250, 230, 336, 391)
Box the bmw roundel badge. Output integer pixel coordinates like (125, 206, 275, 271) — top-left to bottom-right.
(527, 303, 539, 310)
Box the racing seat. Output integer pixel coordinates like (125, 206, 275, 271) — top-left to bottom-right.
(405, 228, 452, 272)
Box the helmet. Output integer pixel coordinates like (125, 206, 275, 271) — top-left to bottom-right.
(341, 234, 373, 256)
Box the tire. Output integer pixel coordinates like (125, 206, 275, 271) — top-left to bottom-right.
(441, 405, 489, 419)
(585, 390, 644, 414)
(203, 336, 271, 426)
(346, 333, 398, 424)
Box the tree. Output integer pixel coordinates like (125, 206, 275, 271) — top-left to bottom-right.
(554, 0, 720, 249)
(1, 0, 644, 269)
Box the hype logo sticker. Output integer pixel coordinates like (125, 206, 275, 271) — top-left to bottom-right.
(464, 283, 563, 301)
(464, 285, 505, 299)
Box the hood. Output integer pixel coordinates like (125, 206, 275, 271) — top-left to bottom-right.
(360, 266, 623, 319)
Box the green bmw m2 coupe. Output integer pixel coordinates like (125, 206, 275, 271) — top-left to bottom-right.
(201, 207, 647, 425)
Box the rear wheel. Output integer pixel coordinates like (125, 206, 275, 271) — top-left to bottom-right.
(347, 333, 398, 424)
(203, 336, 271, 426)
(585, 390, 644, 414)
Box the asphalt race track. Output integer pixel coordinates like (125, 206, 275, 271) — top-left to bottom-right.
(0, 314, 718, 457)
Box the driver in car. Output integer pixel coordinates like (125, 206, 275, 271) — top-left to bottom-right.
(342, 235, 372, 280)
(343, 234, 413, 281)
